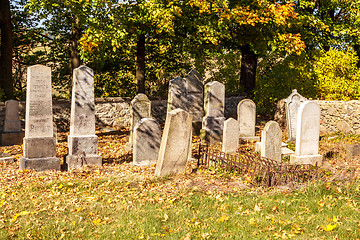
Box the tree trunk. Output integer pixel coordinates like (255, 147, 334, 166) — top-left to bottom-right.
(354, 45, 360, 69)
(71, 15, 81, 72)
(0, 0, 14, 100)
(240, 45, 258, 97)
(136, 34, 145, 94)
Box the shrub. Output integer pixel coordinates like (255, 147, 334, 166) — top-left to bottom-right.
(314, 48, 360, 100)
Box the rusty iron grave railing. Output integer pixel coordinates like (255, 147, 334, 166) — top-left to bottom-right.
(196, 144, 318, 187)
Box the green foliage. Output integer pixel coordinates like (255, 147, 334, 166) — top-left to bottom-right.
(94, 71, 137, 98)
(254, 52, 317, 115)
(314, 48, 360, 100)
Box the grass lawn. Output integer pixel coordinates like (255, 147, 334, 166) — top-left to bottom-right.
(0, 130, 360, 239)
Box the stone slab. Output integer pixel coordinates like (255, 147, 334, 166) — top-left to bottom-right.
(1, 131, 24, 146)
(238, 99, 256, 138)
(167, 77, 188, 113)
(0, 152, 14, 163)
(66, 154, 102, 169)
(281, 147, 295, 156)
(23, 137, 57, 159)
(133, 118, 161, 166)
(204, 81, 225, 118)
(128, 93, 152, 148)
(67, 135, 100, 156)
(290, 154, 323, 165)
(185, 69, 204, 122)
(260, 121, 282, 162)
(346, 144, 360, 159)
(201, 116, 225, 145)
(295, 101, 321, 156)
(25, 65, 54, 138)
(222, 118, 239, 153)
(155, 109, 192, 177)
(19, 157, 61, 171)
(4, 100, 21, 132)
(70, 66, 96, 136)
(285, 89, 307, 141)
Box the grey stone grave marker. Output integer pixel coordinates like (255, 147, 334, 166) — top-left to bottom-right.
(133, 118, 161, 166)
(222, 118, 239, 153)
(185, 69, 203, 122)
(1, 100, 24, 145)
(237, 99, 259, 141)
(260, 121, 282, 162)
(155, 109, 192, 176)
(285, 89, 307, 141)
(126, 93, 151, 150)
(201, 81, 225, 145)
(66, 65, 102, 169)
(290, 101, 323, 165)
(19, 65, 60, 171)
(167, 76, 188, 113)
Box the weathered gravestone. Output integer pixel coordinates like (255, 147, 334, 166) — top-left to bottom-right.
(222, 118, 239, 153)
(237, 99, 259, 141)
(66, 66, 102, 169)
(125, 93, 151, 150)
(19, 65, 60, 171)
(167, 77, 188, 113)
(285, 89, 307, 141)
(290, 101, 323, 165)
(201, 81, 225, 145)
(155, 109, 192, 176)
(185, 69, 204, 122)
(1, 100, 24, 145)
(260, 121, 282, 162)
(133, 118, 161, 166)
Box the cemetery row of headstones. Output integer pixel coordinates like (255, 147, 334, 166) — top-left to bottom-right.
(17, 64, 102, 171)
(3, 63, 322, 173)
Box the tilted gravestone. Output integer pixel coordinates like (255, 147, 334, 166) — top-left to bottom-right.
(155, 109, 192, 176)
(19, 65, 60, 171)
(237, 99, 259, 141)
(260, 121, 282, 162)
(1, 100, 24, 145)
(66, 66, 102, 169)
(285, 89, 307, 141)
(201, 81, 225, 145)
(290, 101, 323, 165)
(126, 93, 151, 150)
(185, 69, 204, 122)
(222, 118, 239, 153)
(133, 118, 161, 166)
(167, 76, 188, 113)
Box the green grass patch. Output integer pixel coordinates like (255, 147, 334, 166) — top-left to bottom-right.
(1, 175, 360, 239)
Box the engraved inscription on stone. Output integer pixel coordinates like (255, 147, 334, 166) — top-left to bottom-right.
(25, 65, 53, 138)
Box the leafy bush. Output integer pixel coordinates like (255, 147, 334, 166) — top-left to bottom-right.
(254, 52, 317, 115)
(314, 48, 360, 100)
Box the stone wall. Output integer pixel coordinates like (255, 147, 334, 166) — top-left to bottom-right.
(0, 96, 244, 132)
(275, 99, 360, 134)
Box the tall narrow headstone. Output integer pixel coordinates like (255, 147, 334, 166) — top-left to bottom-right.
(167, 77, 188, 113)
(185, 69, 204, 122)
(155, 109, 192, 176)
(125, 93, 151, 150)
(201, 81, 225, 145)
(133, 118, 161, 166)
(260, 121, 282, 162)
(1, 100, 24, 145)
(285, 89, 307, 141)
(237, 99, 259, 141)
(66, 66, 102, 169)
(222, 118, 239, 153)
(19, 65, 60, 170)
(290, 101, 323, 165)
